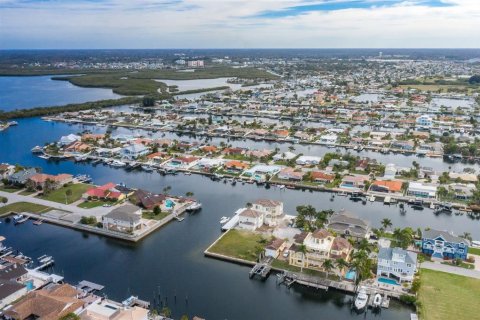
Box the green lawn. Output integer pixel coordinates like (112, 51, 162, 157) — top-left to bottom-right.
(38, 183, 92, 204)
(208, 229, 267, 262)
(78, 200, 115, 209)
(142, 211, 170, 221)
(418, 268, 480, 320)
(0, 202, 52, 216)
(468, 247, 480, 256)
(19, 190, 36, 196)
(0, 186, 22, 193)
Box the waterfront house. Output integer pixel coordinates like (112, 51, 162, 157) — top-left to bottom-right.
(0, 164, 15, 179)
(326, 212, 370, 241)
(310, 171, 335, 184)
(406, 182, 437, 199)
(79, 298, 149, 320)
(59, 133, 81, 146)
(252, 199, 284, 227)
(132, 189, 166, 210)
(296, 155, 322, 166)
(7, 168, 37, 185)
(416, 114, 433, 128)
(272, 151, 297, 161)
(377, 247, 417, 283)
(340, 175, 369, 191)
(277, 168, 303, 181)
(27, 173, 73, 190)
(289, 229, 334, 270)
(265, 239, 287, 258)
(448, 183, 476, 200)
(83, 183, 125, 201)
(383, 163, 397, 179)
(120, 144, 150, 160)
(0, 264, 29, 309)
(237, 208, 264, 231)
(168, 156, 199, 168)
(64, 141, 91, 153)
(224, 160, 250, 173)
(103, 205, 143, 233)
(318, 134, 338, 145)
(421, 229, 469, 260)
(369, 180, 403, 194)
(330, 237, 353, 261)
(391, 140, 415, 151)
(5, 283, 84, 320)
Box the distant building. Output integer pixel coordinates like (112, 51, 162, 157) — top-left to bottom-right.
(377, 247, 417, 283)
(237, 208, 264, 231)
(187, 60, 204, 68)
(422, 229, 470, 260)
(416, 114, 433, 128)
(252, 199, 284, 227)
(326, 211, 370, 240)
(407, 182, 437, 199)
(7, 168, 37, 185)
(120, 143, 150, 160)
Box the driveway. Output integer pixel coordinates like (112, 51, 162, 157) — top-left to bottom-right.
(0, 190, 117, 218)
(421, 261, 480, 279)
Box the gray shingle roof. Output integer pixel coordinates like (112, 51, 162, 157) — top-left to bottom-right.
(423, 229, 470, 245)
(104, 205, 141, 223)
(378, 247, 417, 265)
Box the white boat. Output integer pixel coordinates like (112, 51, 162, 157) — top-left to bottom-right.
(220, 216, 230, 224)
(369, 195, 376, 202)
(38, 154, 51, 160)
(110, 160, 126, 167)
(184, 171, 192, 175)
(141, 165, 154, 172)
(278, 184, 285, 189)
(31, 146, 43, 153)
(186, 202, 202, 212)
(338, 191, 347, 196)
(354, 287, 368, 310)
(373, 293, 382, 308)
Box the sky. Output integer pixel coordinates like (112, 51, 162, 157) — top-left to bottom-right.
(0, 0, 479, 49)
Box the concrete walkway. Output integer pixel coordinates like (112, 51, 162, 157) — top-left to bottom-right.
(421, 261, 480, 279)
(0, 190, 114, 218)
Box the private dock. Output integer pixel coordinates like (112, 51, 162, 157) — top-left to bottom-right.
(249, 257, 273, 279)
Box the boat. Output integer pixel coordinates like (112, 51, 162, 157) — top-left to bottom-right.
(110, 160, 127, 167)
(278, 184, 285, 189)
(220, 216, 230, 224)
(31, 146, 43, 153)
(350, 192, 362, 201)
(38, 154, 51, 160)
(411, 199, 424, 210)
(186, 202, 202, 212)
(369, 195, 376, 202)
(8, 121, 18, 126)
(33, 219, 43, 226)
(141, 165, 154, 172)
(184, 171, 192, 175)
(384, 196, 391, 205)
(354, 286, 369, 310)
(338, 191, 347, 197)
(13, 215, 28, 225)
(372, 293, 383, 308)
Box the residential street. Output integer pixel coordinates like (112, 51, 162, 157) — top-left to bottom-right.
(0, 190, 116, 218)
(421, 261, 480, 279)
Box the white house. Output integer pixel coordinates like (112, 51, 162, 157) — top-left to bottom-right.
(296, 155, 322, 166)
(416, 114, 433, 128)
(120, 144, 150, 160)
(383, 163, 397, 179)
(59, 134, 81, 146)
(252, 199, 284, 227)
(407, 182, 437, 199)
(377, 247, 417, 283)
(102, 205, 142, 233)
(319, 134, 338, 145)
(237, 208, 264, 231)
(273, 151, 297, 161)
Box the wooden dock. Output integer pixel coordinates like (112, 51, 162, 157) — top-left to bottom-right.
(278, 271, 356, 293)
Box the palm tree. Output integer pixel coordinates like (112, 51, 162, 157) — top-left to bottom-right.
(185, 191, 194, 197)
(322, 259, 335, 279)
(461, 232, 473, 242)
(335, 258, 349, 274)
(65, 189, 72, 204)
(298, 244, 307, 272)
(381, 218, 392, 231)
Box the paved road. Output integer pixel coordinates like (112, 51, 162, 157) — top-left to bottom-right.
(421, 261, 480, 279)
(0, 190, 115, 218)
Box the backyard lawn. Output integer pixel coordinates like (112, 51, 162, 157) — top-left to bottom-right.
(418, 268, 480, 320)
(468, 247, 480, 256)
(0, 185, 22, 193)
(208, 229, 267, 262)
(38, 183, 92, 204)
(142, 211, 170, 221)
(0, 202, 52, 216)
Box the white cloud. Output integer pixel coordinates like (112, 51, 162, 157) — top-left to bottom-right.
(0, 0, 479, 48)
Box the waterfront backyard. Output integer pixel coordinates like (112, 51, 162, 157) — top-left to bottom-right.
(208, 229, 267, 262)
(418, 268, 480, 320)
(38, 183, 91, 204)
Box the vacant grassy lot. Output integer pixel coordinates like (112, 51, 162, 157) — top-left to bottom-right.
(38, 183, 92, 204)
(0, 202, 51, 216)
(78, 200, 115, 209)
(418, 268, 480, 320)
(208, 229, 267, 262)
(468, 247, 480, 256)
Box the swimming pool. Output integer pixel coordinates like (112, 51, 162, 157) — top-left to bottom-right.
(26, 280, 34, 291)
(166, 199, 175, 208)
(345, 270, 356, 280)
(378, 277, 399, 286)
